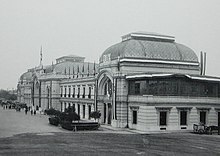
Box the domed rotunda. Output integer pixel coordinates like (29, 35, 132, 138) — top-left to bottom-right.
(100, 32, 198, 62)
(99, 32, 200, 75)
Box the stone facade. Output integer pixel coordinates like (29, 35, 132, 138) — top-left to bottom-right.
(17, 32, 220, 132)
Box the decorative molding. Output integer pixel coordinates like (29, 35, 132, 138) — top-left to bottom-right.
(176, 107, 193, 110)
(130, 106, 139, 111)
(155, 106, 172, 111)
(196, 107, 211, 111)
(120, 58, 199, 66)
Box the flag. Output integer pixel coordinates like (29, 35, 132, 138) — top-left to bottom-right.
(117, 56, 120, 71)
(73, 66, 75, 78)
(82, 63, 84, 77)
(93, 62, 96, 76)
(64, 67, 66, 75)
(77, 65, 79, 78)
(87, 63, 90, 77)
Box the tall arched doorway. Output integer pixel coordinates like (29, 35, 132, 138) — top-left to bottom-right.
(97, 72, 113, 125)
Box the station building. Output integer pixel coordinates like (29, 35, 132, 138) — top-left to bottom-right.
(17, 55, 98, 114)
(17, 32, 220, 132)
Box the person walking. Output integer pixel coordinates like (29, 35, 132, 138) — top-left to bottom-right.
(25, 107, 28, 115)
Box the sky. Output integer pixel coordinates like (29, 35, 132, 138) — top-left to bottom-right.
(0, 0, 220, 90)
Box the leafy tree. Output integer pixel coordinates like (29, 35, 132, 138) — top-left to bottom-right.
(45, 108, 60, 116)
(63, 106, 80, 122)
(48, 106, 80, 123)
(0, 89, 17, 101)
(89, 111, 101, 121)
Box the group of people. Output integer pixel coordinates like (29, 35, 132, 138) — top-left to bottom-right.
(1, 103, 42, 116)
(24, 106, 37, 115)
(2, 104, 13, 109)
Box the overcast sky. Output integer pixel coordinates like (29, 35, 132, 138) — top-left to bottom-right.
(0, 0, 220, 90)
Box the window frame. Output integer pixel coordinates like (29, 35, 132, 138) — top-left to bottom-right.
(132, 110, 137, 124)
(180, 110, 187, 126)
(159, 111, 167, 126)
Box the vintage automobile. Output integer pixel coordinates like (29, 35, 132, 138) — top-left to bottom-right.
(193, 123, 220, 135)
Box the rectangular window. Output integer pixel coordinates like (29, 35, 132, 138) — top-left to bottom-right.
(69, 87, 71, 97)
(88, 87, 91, 99)
(83, 105, 85, 118)
(180, 111, 187, 125)
(72, 88, 75, 98)
(77, 88, 80, 98)
(134, 83, 140, 94)
(160, 111, 167, 126)
(88, 105, 91, 119)
(64, 87, 67, 97)
(200, 111, 206, 125)
(78, 104, 80, 115)
(132, 110, 137, 124)
(82, 87, 85, 98)
(61, 87, 63, 97)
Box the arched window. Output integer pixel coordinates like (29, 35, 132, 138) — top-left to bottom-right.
(104, 83, 108, 95)
(104, 79, 112, 97)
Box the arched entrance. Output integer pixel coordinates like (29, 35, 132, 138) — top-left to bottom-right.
(97, 72, 113, 125)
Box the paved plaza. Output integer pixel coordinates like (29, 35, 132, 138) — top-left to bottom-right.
(0, 107, 220, 156)
(0, 108, 65, 138)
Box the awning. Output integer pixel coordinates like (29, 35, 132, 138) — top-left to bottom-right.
(126, 73, 220, 82)
(186, 75, 220, 82)
(126, 73, 174, 79)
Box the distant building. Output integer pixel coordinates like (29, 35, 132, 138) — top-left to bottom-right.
(17, 54, 98, 112)
(17, 32, 220, 132)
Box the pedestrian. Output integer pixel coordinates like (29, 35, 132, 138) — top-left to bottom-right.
(25, 108, 28, 115)
(39, 107, 42, 115)
(31, 109, 33, 115)
(34, 110, 36, 115)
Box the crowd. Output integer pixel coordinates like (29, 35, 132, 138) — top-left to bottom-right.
(2, 102, 43, 116)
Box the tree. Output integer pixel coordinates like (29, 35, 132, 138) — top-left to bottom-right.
(45, 108, 60, 116)
(0, 89, 17, 101)
(89, 111, 101, 121)
(60, 106, 80, 122)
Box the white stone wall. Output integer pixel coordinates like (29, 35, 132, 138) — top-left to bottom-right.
(127, 103, 220, 132)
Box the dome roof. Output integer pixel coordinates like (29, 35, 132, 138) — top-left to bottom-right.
(100, 32, 198, 63)
(20, 71, 32, 81)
